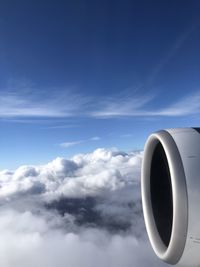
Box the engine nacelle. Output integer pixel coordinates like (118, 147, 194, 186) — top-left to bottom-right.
(141, 128, 200, 266)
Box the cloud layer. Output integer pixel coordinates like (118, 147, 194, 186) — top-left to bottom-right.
(0, 148, 167, 267)
(1, 89, 200, 120)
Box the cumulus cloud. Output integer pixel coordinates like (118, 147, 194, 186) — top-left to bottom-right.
(0, 148, 167, 267)
(0, 209, 165, 267)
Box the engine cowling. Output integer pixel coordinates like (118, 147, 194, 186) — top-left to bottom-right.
(141, 128, 200, 266)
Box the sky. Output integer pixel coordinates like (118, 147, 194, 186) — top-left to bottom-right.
(0, 0, 200, 169)
(0, 2, 199, 266)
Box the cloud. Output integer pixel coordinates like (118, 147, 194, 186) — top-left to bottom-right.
(43, 124, 79, 129)
(0, 148, 168, 267)
(120, 134, 133, 138)
(154, 91, 200, 116)
(0, 148, 141, 200)
(146, 21, 197, 86)
(90, 136, 101, 141)
(0, 210, 164, 267)
(0, 90, 90, 118)
(92, 91, 200, 118)
(60, 140, 84, 148)
(1, 89, 200, 121)
(90, 94, 154, 118)
(60, 136, 101, 148)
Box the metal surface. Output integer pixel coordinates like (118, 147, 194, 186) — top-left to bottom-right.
(142, 128, 200, 266)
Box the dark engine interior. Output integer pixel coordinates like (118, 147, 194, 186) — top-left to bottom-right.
(150, 142, 173, 247)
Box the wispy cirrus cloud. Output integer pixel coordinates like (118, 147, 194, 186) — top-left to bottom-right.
(1, 89, 200, 120)
(0, 90, 90, 118)
(152, 92, 200, 116)
(90, 136, 101, 141)
(90, 94, 154, 118)
(91, 91, 200, 118)
(42, 124, 79, 130)
(120, 134, 133, 138)
(60, 140, 84, 148)
(60, 136, 101, 148)
(145, 21, 197, 86)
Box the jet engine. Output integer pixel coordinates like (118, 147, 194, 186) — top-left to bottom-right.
(141, 128, 200, 266)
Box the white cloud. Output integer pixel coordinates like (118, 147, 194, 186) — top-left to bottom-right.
(0, 148, 142, 200)
(90, 94, 153, 118)
(90, 136, 101, 141)
(0, 148, 167, 267)
(43, 124, 79, 129)
(60, 140, 84, 148)
(92, 91, 200, 118)
(1, 89, 200, 120)
(0, 90, 90, 118)
(60, 136, 101, 148)
(154, 92, 200, 116)
(0, 210, 165, 267)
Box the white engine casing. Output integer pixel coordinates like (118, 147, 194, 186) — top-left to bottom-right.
(141, 128, 200, 266)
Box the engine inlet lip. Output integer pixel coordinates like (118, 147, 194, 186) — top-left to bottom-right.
(142, 130, 188, 264)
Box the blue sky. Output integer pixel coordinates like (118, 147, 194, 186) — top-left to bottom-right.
(0, 0, 200, 169)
